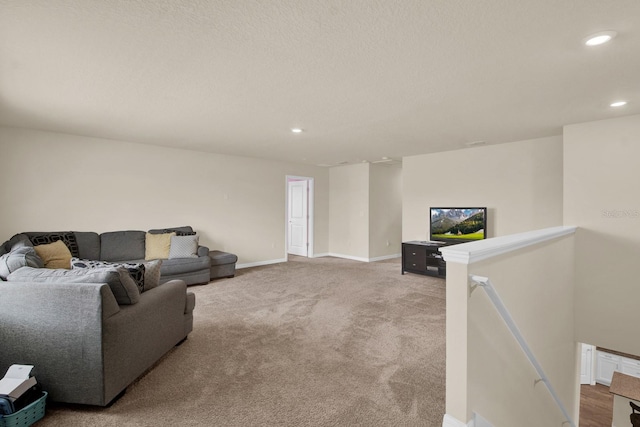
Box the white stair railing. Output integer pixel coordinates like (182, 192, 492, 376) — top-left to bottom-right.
(469, 275, 576, 427)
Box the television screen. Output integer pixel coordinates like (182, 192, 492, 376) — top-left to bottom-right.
(430, 207, 487, 243)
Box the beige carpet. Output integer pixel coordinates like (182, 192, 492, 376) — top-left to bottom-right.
(38, 256, 446, 426)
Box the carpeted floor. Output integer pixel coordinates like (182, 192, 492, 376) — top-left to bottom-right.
(37, 256, 446, 426)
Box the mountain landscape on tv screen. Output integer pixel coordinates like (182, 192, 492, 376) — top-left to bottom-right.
(431, 208, 484, 240)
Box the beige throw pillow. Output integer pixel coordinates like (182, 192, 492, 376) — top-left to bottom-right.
(34, 240, 72, 269)
(145, 232, 175, 260)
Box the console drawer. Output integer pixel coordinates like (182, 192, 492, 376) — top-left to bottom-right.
(402, 241, 446, 278)
(403, 246, 427, 270)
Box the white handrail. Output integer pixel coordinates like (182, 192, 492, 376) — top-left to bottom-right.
(469, 275, 576, 427)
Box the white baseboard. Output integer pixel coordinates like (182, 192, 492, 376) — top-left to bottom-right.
(369, 253, 401, 262)
(472, 413, 493, 427)
(237, 253, 401, 268)
(323, 253, 370, 262)
(311, 252, 330, 258)
(236, 258, 286, 269)
(442, 414, 470, 427)
(315, 253, 401, 263)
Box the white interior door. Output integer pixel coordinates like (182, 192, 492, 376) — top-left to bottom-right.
(581, 343, 594, 385)
(288, 180, 308, 256)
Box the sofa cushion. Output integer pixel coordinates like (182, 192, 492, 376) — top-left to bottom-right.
(34, 240, 72, 269)
(73, 232, 101, 260)
(168, 235, 199, 259)
(27, 232, 80, 258)
(209, 250, 238, 266)
(7, 266, 140, 305)
(145, 232, 175, 260)
(0, 245, 44, 280)
(160, 256, 211, 276)
(100, 231, 146, 262)
(71, 258, 146, 292)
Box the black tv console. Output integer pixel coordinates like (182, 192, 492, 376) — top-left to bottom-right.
(402, 241, 450, 278)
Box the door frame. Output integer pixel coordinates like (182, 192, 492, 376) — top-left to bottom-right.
(285, 175, 314, 259)
(580, 343, 596, 385)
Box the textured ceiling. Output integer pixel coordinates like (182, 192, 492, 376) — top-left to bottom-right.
(1, 0, 639, 166)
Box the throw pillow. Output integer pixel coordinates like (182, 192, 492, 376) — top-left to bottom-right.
(145, 232, 175, 260)
(34, 240, 72, 269)
(29, 232, 80, 258)
(71, 258, 146, 293)
(143, 259, 162, 291)
(7, 266, 140, 305)
(0, 246, 44, 280)
(168, 235, 199, 259)
(149, 227, 196, 236)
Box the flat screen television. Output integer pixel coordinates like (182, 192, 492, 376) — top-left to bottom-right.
(430, 207, 487, 244)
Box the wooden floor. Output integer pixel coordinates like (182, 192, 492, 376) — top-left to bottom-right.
(580, 383, 613, 427)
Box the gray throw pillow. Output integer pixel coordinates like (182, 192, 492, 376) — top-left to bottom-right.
(148, 226, 195, 236)
(0, 246, 44, 280)
(7, 266, 140, 305)
(168, 235, 199, 259)
(143, 259, 162, 291)
(69, 258, 162, 292)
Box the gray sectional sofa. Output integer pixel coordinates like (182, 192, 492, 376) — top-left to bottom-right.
(65, 226, 211, 286)
(0, 226, 209, 405)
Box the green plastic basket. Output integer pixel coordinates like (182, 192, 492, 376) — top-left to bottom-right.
(0, 392, 47, 427)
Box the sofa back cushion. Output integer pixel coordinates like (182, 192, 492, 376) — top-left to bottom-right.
(7, 266, 140, 305)
(100, 230, 146, 262)
(73, 232, 101, 260)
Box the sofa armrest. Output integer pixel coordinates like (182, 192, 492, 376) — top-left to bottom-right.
(0, 281, 119, 404)
(101, 279, 191, 402)
(197, 245, 209, 257)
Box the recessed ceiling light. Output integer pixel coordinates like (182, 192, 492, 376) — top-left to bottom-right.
(291, 128, 303, 133)
(584, 31, 617, 46)
(610, 101, 627, 107)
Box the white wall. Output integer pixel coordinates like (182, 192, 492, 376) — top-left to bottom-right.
(328, 163, 370, 260)
(328, 162, 403, 261)
(444, 232, 578, 426)
(564, 114, 640, 356)
(402, 136, 564, 242)
(0, 127, 329, 266)
(369, 163, 402, 259)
